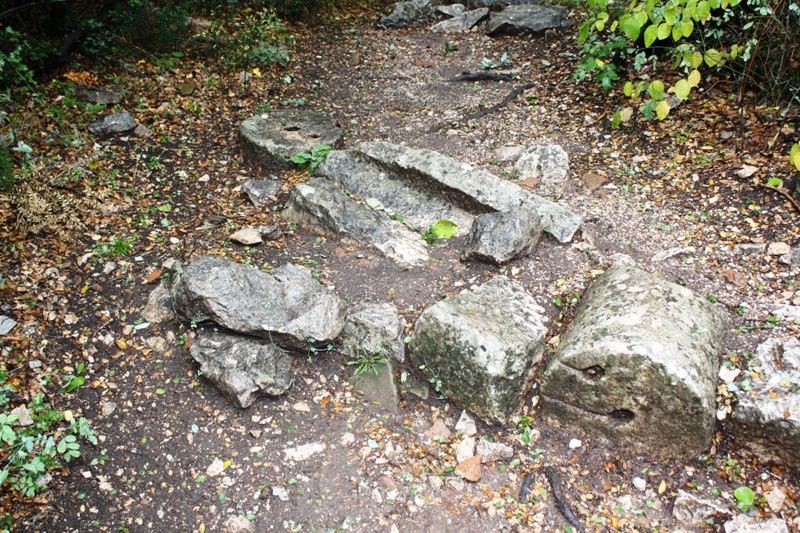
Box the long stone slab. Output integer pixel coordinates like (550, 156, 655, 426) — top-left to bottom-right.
(354, 142, 581, 243)
(282, 178, 430, 267)
(315, 150, 476, 236)
(540, 265, 728, 459)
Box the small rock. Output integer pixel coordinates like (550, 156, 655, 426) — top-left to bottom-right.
(456, 455, 483, 482)
(633, 477, 647, 491)
(672, 489, 730, 526)
(723, 515, 788, 533)
(430, 8, 488, 32)
(223, 516, 254, 533)
(206, 458, 225, 477)
(230, 227, 263, 246)
(454, 410, 477, 436)
(242, 180, 281, 208)
(651, 246, 695, 262)
(514, 145, 570, 188)
(272, 486, 290, 501)
(146, 336, 168, 353)
(568, 438, 581, 449)
(88, 112, 137, 135)
(293, 401, 311, 412)
(766, 488, 786, 513)
(475, 439, 514, 462)
(100, 401, 117, 417)
(340, 432, 356, 446)
(258, 225, 283, 241)
(0, 316, 17, 336)
(76, 88, 121, 105)
(735, 165, 759, 178)
(142, 284, 174, 324)
(10, 406, 33, 426)
(284, 442, 326, 461)
(456, 437, 476, 463)
(779, 246, 800, 266)
(734, 243, 767, 255)
(768, 242, 791, 256)
(133, 124, 152, 138)
(495, 144, 525, 162)
(424, 419, 452, 440)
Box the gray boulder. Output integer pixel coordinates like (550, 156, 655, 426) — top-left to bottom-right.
(410, 276, 548, 424)
(540, 264, 728, 459)
(379, 0, 435, 27)
(437, 4, 466, 16)
(88, 112, 137, 135)
(239, 110, 342, 172)
(76, 88, 121, 105)
(242, 179, 281, 207)
(430, 8, 489, 31)
(486, 5, 571, 35)
(172, 255, 346, 351)
(191, 326, 293, 408)
(142, 284, 175, 324)
(340, 302, 406, 363)
(463, 209, 542, 264)
(354, 142, 581, 243)
(514, 145, 570, 189)
(283, 178, 430, 267)
(465, 0, 542, 8)
(730, 336, 800, 469)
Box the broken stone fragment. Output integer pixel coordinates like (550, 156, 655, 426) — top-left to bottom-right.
(339, 302, 406, 363)
(730, 336, 800, 470)
(142, 284, 174, 324)
(436, 4, 465, 17)
(190, 326, 294, 408)
(513, 145, 569, 189)
(486, 5, 571, 36)
(455, 454, 483, 482)
(88, 112, 137, 135)
(0, 315, 17, 336)
(239, 109, 342, 172)
(429, 8, 488, 32)
(229, 227, 263, 246)
(172, 255, 346, 351)
(476, 439, 513, 462)
(463, 209, 542, 264)
(379, 0, 435, 27)
(242, 179, 281, 207)
(76, 88, 121, 105)
(410, 276, 548, 424)
(540, 264, 728, 459)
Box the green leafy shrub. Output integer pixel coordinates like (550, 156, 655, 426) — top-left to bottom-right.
(0, 26, 52, 89)
(108, 0, 190, 53)
(289, 144, 332, 173)
(0, 144, 15, 191)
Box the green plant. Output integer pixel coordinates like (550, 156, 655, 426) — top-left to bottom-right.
(517, 416, 536, 444)
(347, 348, 386, 376)
(289, 144, 332, 173)
(421, 219, 457, 245)
(0, 390, 97, 497)
(60, 363, 85, 394)
(94, 236, 134, 257)
(0, 144, 15, 192)
(108, 0, 190, 54)
(481, 53, 510, 70)
(792, 142, 800, 171)
(734, 486, 755, 511)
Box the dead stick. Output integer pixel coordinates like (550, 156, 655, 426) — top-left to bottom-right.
(545, 466, 586, 533)
(766, 185, 800, 212)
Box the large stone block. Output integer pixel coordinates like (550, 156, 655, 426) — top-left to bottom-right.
(540, 265, 728, 459)
(172, 255, 346, 351)
(409, 276, 548, 424)
(730, 337, 800, 469)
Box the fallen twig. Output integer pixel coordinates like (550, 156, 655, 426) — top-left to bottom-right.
(766, 185, 800, 212)
(545, 466, 586, 533)
(518, 471, 535, 503)
(449, 72, 514, 83)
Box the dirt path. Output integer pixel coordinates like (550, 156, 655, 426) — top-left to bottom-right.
(7, 18, 800, 533)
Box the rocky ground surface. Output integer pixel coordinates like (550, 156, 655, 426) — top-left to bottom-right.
(1, 6, 799, 533)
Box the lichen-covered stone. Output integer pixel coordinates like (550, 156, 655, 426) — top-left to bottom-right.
(540, 264, 728, 459)
(190, 326, 293, 408)
(239, 110, 342, 172)
(172, 255, 346, 351)
(730, 337, 800, 469)
(410, 276, 548, 424)
(282, 178, 429, 267)
(486, 5, 571, 35)
(339, 302, 406, 363)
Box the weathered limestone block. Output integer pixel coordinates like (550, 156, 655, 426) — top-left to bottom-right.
(191, 326, 294, 408)
(486, 5, 571, 35)
(339, 302, 406, 363)
(239, 110, 342, 172)
(463, 209, 542, 264)
(540, 265, 728, 459)
(730, 337, 800, 469)
(410, 276, 548, 424)
(282, 178, 429, 266)
(172, 255, 346, 351)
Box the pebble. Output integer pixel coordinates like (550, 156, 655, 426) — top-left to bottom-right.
(476, 439, 514, 462)
(230, 227, 263, 246)
(100, 401, 117, 417)
(284, 442, 326, 461)
(568, 438, 581, 449)
(10, 406, 33, 426)
(455, 437, 475, 463)
(633, 477, 647, 491)
(456, 455, 483, 482)
(206, 458, 225, 477)
(424, 419, 452, 440)
(768, 242, 791, 255)
(272, 486, 290, 501)
(454, 410, 477, 436)
(340, 432, 355, 446)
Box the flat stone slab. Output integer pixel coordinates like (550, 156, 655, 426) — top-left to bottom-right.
(486, 5, 570, 35)
(0, 316, 17, 336)
(315, 150, 475, 236)
(239, 110, 342, 172)
(540, 265, 729, 459)
(191, 326, 294, 408)
(349, 359, 400, 411)
(730, 336, 800, 469)
(410, 276, 548, 424)
(348, 142, 581, 243)
(430, 8, 488, 32)
(172, 255, 347, 351)
(282, 178, 430, 267)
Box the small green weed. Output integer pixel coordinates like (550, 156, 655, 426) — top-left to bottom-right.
(421, 219, 457, 245)
(481, 53, 510, 70)
(289, 144, 332, 173)
(347, 348, 386, 376)
(94, 236, 134, 257)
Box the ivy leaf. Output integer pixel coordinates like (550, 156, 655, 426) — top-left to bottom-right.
(648, 80, 665, 99)
(682, 19, 694, 37)
(671, 22, 683, 41)
(704, 49, 724, 67)
(766, 178, 783, 187)
(657, 23, 671, 40)
(644, 25, 659, 47)
(612, 110, 622, 129)
(620, 16, 642, 40)
(656, 100, 670, 120)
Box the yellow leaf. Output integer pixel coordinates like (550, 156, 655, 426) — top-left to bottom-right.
(223, 460, 232, 469)
(624, 81, 633, 97)
(556, 279, 566, 287)
(252, 67, 262, 78)
(116, 338, 128, 350)
(791, 143, 800, 171)
(63, 410, 74, 422)
(704, 49, 724, 67)
(80, 285, 89, 294)
(682, 19, 694, 37)
(620, 107, 633, 123)
(199, 525, 205, 533)
(691, 51, 703, 68)
(656, 100, 670, 120)
(673, 79, 691, 100)
(658, 479, 667, 494)
(688, 69, 701, 88)
(595, 58, 605, 67)
(657, 23, 671, 40)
